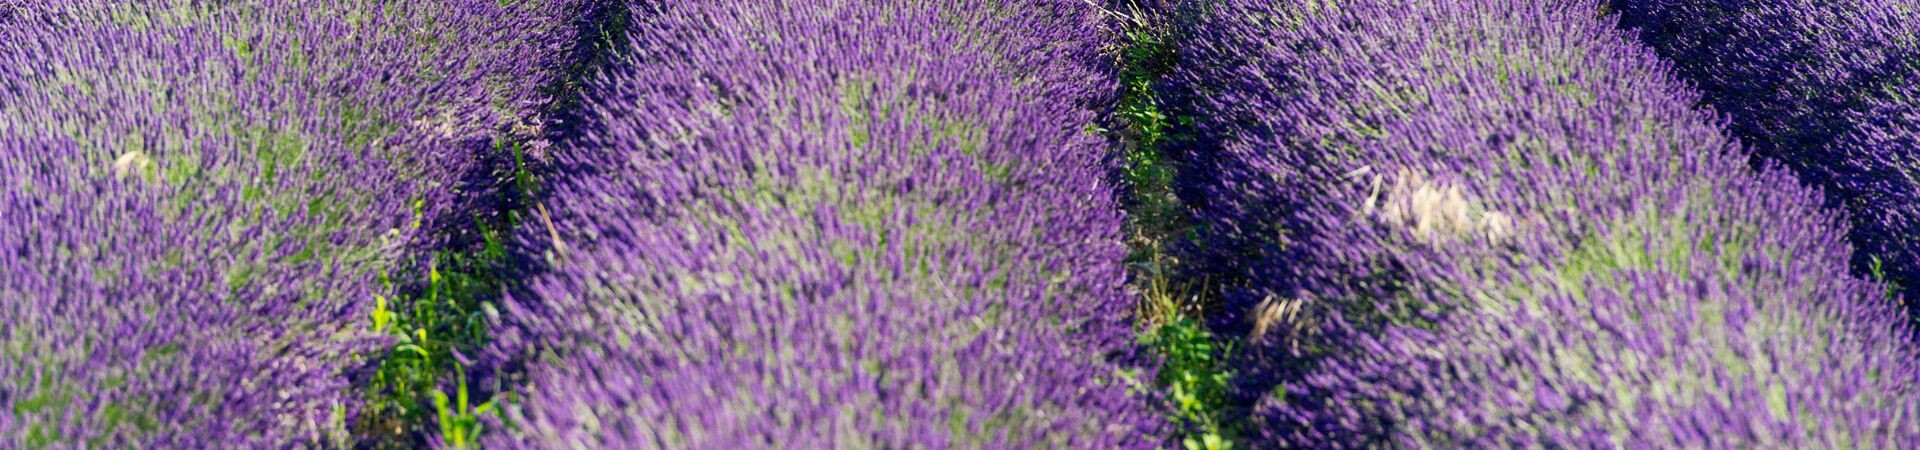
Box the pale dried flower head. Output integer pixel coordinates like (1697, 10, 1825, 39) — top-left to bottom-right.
(112, 150, 154, 180)
(1250, 295, 1310, 354)
(1364, 168, 1514, 245)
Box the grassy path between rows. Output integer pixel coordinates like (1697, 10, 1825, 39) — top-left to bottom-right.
(352, 4, 632, 448)
(354, 2, 1245, 446)
(1105, 3, 1240, 449)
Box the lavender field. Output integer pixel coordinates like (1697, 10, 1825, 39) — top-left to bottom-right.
(1, 0, 1915, 448)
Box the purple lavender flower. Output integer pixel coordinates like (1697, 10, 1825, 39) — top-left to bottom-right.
(0, 1, 17, 39)
(0, 0, 585, 445)
(1610, 0, 1920, 307)
(482, 1, 1167, 447)
(1831, 56, 1920, 294)
(1168, 0, 1920, 445)
(0, 134, 385, 447)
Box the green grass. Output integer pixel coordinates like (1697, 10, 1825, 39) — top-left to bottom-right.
(1141, 317, 1237, 450)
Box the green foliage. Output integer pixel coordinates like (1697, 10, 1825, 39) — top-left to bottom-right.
(1871, 256, 1905, 302)
(432, 366, 493, 447)
(352, 7, 627, 444)
(1106, 3, 1240, 448)
(1116, 19, 1185, 253)
(359, 141, 531, 448)
(1142, 318, 1236, 450)
(360, 222, 511, 448)
(1118, 28, 1175, 149)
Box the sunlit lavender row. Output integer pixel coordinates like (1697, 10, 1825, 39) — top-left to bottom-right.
(477, 0, 1173, 447)
(0, 0, 583, 446)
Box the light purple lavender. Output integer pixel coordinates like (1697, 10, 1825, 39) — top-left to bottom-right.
(0, 134, 392, 447)
(0, 1, 17, 39)
(483, 1, 1167, 447)
(0, 0, 585, 445)
(1610, 0, 1920, 305)
(1169, 0, 1920, 446)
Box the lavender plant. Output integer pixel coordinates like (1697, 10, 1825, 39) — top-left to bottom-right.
(0, 1, 16, 39)
(1169, 0, 1920, 445)
(0, 133, 388, 446)
(1609, 0, 1920, 304)
(481, 0, 1168, 447)
(0, 0, 585, 446)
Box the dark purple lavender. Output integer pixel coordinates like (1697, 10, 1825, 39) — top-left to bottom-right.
(1832, 56, 1920, 296)
(1169, 0, 1920, 446)
(0, 0, 586, 445)
(483, 1, 1168, 447)
(1609, 0, 1920, 305)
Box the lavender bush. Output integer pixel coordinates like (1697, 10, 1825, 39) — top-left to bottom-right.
(0, 134, 390, 447)
(482, 0, 1169, 447)
(1610, 0, 1920, 304)
(5, 0, 1916, 446)
(0, 0, 584, 445)
(1169, 0, 1920, 445)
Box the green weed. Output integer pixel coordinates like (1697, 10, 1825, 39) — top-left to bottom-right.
(359, 216, 515, 448)
(1104, 2, 1240, 448)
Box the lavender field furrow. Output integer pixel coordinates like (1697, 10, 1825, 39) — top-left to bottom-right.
(479, 1, 1171, 447)
(2, 0, 1915, 448)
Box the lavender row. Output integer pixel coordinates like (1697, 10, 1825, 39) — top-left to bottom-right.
(482, 1, 1167, 447)
(1168, 0, 1920, 446)
(0, 0, 584, 445)
(1610, 0, 1920, 306)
